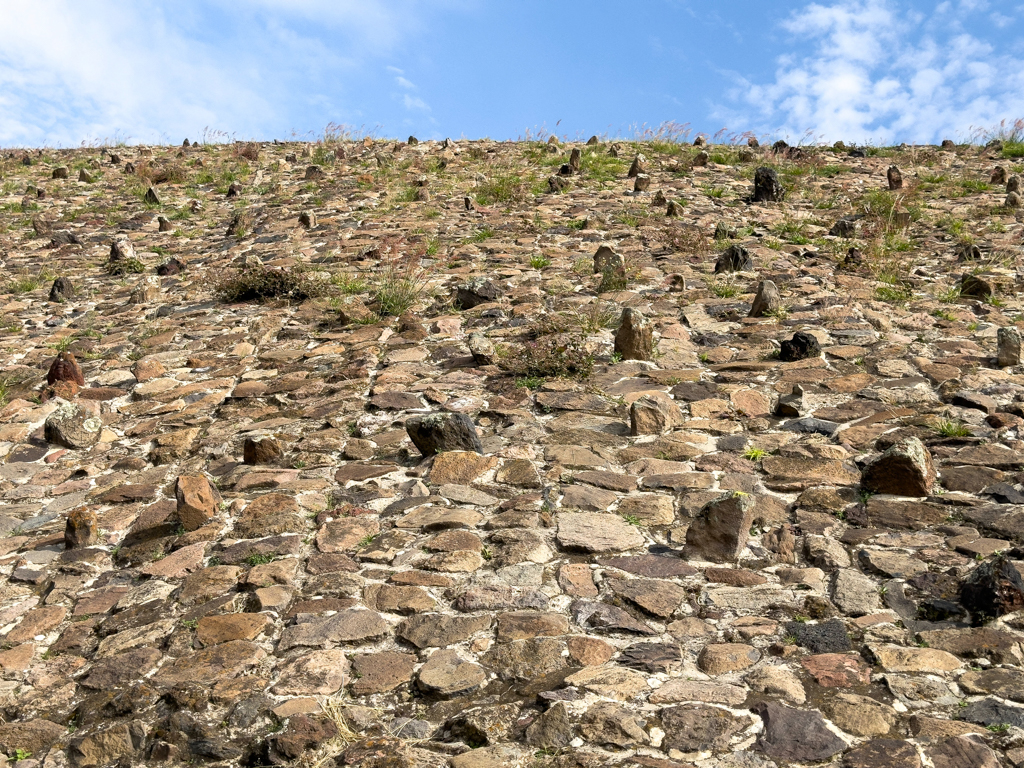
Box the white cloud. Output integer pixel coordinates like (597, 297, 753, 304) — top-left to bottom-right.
(723, 0, 1024, 144)
(0, 1, 446, 146)
(403, 94, 430, 112)
(395, 76, 417, 90)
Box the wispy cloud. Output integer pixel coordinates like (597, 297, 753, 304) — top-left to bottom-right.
(402, 94, 431, 112)
(0, 1, 443, 146)
(722, 0, 1024, 144)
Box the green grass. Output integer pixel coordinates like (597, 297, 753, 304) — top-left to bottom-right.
(331, 274, 368, 294)
(579, 150, 626, 183)
(938, 286, 961, 303)
(701, 185, 726, 199)
(1003, 141, 1024, 158)
(469, 227, 496, 243)
(934, 419, 971, 437)
(474, 171, 532, 206)
(874, 284, 912, 303)
(958, 178, 991, 194)
(515, 376, 544, 390)
(7, 276, 42, 294)
(529, 254, 551, 269)
(706, 278, 740, 298)
(743, 447, 768, 461)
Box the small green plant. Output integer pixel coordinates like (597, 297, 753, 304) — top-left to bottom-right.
(331, 273, 368, 294)
(858, 489, 874, 504)
(610, 352, 623, 364)
(104, 257, 145, 276)
(986, 294, 1005, 308)
(986, 723, 1010, 733)
(874, 284, 912, 303)
(372, 237, 427, 316)
(515, 376, 544, 390)
(481, 546, 493, 561)
(357, 534, 378, 548)
(9, 749, 31, 761)
(622, 514, 642, 526)
(245, 553, 276, 566)
(935, 419, 971, 437)
(216, 264, 329, 303)
(706, 277, 739, 298)
(743, 447, 768, 461)
(932, 308, 955, 321)
(181, 618, 199, 630)
(7, 275, 42, 294)
(529, 253, 551, 269)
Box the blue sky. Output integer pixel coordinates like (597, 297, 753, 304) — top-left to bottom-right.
(1, 0, 1022, 147)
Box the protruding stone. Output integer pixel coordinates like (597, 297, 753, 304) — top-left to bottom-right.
(715, 244, 753, 273)
(244, 436, 283, 465)
(52, 166, 69, 179)
(1008, 174, 1022, 193)
(887, 165, 903, 190)
(44, 401, 101, 449)
(175, 475, 220, 532)
(752, 166, 785, 202)
(158, 215, 173, 231)
(991, 166, 1007, 184)
(298, 210, 316, 228)
(860, 437, 935, 497)
(960, 555, 1024, 624)
(406, 412, 484, 455)
(998, 327, 1022, 367)
(454, 278, 501, 309)
(779, 331, 821, 362)
(65, 506, 98, 549)
(568, 147, 581, 173)
(144, 187, 160, 205)
(685, 493, 755, 563)
(614, 308, 653, 361)
(633, 174, 650, 192)
(156, 257, 185, 275)
(749, 279, 781, 317)
(776, 384, 804, 418)
(627, 154, 647, 178)
(47, 351, 85, 386)
(960, 273, 993, 299)
(630, 392, 684, 435)
(468, 333, 495, 365)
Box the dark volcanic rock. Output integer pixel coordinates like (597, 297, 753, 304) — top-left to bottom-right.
(752, 166, 785, 202)
(406, 412, 484, 455)
(779, 332, 821, 362)
(960, 556, 1024, 624)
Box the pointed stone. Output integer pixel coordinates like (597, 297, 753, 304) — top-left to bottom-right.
(998, 327, 1021, 367)
(614, 308, 653, 361)
(749, 280, 781, 317)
